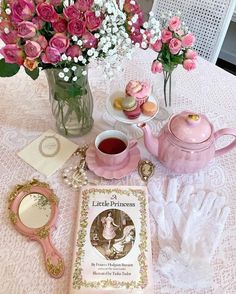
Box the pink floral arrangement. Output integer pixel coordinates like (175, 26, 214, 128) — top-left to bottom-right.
(0, 0, 149, 80)
(150, 13, 197, 107)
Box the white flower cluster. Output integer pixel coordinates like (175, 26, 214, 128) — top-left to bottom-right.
(91, 0, 134, 77)
(140, 12, 161, 49)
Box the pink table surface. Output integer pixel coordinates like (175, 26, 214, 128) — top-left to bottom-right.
(0, 48, 236, 294)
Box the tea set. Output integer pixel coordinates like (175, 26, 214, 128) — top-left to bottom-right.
(85, 110, 236, 179)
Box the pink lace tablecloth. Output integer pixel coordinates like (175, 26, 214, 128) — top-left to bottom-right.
(0, 49, 236, 294)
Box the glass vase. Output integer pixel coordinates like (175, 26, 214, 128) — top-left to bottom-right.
(163, 70, 172, 108)
(45, 66, 94, 137)
(155, 70, 174, 121)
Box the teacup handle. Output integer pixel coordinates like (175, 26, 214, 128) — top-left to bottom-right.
(129, 139, 138, 150)
(214, 128, 236, 157)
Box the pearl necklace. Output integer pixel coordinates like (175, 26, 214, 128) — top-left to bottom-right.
(62, 145, 89, 189)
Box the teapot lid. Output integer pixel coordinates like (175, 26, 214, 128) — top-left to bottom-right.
(169, 111, 212, 143)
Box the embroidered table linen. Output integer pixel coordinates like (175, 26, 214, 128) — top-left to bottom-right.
(0, 48, 236, 294)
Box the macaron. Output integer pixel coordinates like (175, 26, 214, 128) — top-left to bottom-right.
(113, 97, 123, 110)
(121, 96, 137, 111)
(141, 101, 158, 116)
(125, 80, 152, 106)
(123, 105, 141, 119)
(125, 80, 142, 96)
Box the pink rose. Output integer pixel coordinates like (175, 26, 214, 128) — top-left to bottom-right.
(50, 0, 62, 6)
(82, 31, 98, 48)
(52, 18, 67, 33)
(0, 44, 24, 65)
(0, 30, 19, 44)
(67, 19, 85, 37)
(128, 10, 144, 30)
(32, 16, 44, 30)
(34, 0, 45, 3)
(168, 16, 181, 32)
(17, 21, 37, 38)
(49, 33, 69, 53)
(41, 46, 61, 64)
(130, 30, 143, 44)
(183, 59, 196, 71)
(66, 45, 81, 58)
(36, 3, 58, 22)
(24, 40, 41, 59)
(185, 49, 197, 60)
(85, 11, 102, 32)
(136, 10, 144, 28)
(151, 39, 162, 52)
(169, 38, 182, 55)
(151, 60, 163, 73)
(124, 0, 140, 14)
(0, 20, 11, 33)
(35, 35, 48, 49)
(182, 33, 195, 48)
(11, 0, 35, 23)
(75, 0, 93, 12)
(63, 5, 83, 20)
(161, 29, 172, 43)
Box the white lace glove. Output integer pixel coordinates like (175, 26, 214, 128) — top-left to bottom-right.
(148, 178, 194, 252)
(148, 179, 230, 289)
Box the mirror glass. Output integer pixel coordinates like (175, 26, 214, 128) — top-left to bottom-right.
(19, 193, 52, 228)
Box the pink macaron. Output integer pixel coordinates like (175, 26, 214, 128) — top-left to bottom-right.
(123, 105, 141, 119)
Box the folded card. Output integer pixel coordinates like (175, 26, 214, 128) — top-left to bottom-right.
(69, 186, 154, 294)
(18, 129, 78, 177)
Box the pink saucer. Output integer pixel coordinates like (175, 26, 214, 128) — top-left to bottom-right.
(86, 145, 141, 179)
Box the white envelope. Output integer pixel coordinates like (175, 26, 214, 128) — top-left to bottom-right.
(18, 129, 78, 177)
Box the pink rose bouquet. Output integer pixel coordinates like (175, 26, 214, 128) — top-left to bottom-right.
(150, 13, 197, 107)
(0, 0, 151, 80)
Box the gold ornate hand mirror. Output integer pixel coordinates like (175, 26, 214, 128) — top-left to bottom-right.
(8, 179, 64, 278)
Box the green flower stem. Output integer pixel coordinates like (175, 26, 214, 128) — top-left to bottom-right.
(46, 68, 93, 137)
(58, 100, 68, 136)
(163, 71, 172, 107)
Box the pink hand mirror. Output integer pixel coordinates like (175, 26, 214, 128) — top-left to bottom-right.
(8, 179, 65, 278)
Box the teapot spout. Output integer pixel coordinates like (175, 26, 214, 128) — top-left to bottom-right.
(138, 123, 159, 158)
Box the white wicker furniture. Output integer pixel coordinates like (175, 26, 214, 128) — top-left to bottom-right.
(151, 0, 236, 63)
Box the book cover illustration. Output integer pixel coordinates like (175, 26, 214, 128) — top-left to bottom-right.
(69, 186, 153, 294)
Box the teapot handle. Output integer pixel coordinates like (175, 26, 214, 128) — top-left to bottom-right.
(214, 128, 236, 157)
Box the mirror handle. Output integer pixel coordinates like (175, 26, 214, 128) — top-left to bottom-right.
(39, 235, 65, 279)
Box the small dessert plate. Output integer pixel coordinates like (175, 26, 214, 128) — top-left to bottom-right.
(106, 91, 159, 125)
(86, 144, 141, 179)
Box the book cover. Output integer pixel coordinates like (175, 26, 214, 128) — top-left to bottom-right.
(69, 186, 153, 294)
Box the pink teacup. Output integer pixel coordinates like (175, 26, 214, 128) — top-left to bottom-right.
(94, 130, 137, 166)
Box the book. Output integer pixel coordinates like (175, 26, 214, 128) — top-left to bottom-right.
(69, 186, 153, 294)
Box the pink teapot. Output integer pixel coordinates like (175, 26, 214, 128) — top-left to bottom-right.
(139, 111, 236, 174)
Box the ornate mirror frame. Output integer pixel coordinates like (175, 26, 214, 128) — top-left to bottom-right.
(8, 179, 65, 278)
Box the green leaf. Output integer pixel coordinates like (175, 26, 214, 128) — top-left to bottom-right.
(55, 4, 64, 13)
(171, 54, 184, 65)
(25, 67, 39, 80)
(163, 64, 171, 72)
(0, 59, 20, 77)
(67, 85, 83, 97)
